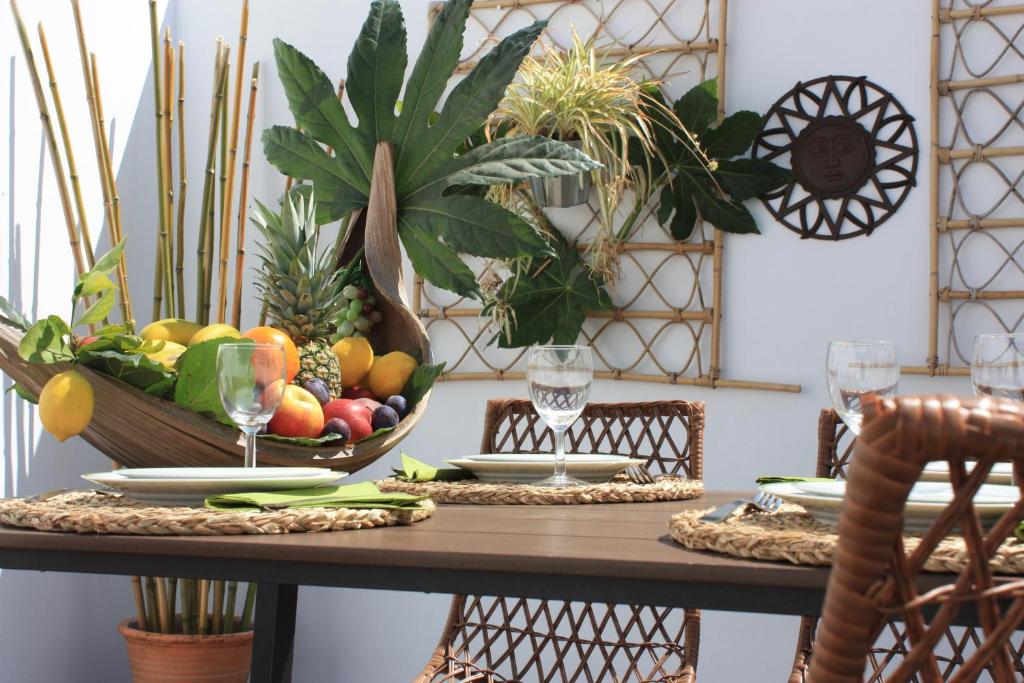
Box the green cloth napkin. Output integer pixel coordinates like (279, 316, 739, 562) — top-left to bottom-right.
(391, 453, 474, 483)
(205, 481, 429, 511)
(756, 476, 836, 486)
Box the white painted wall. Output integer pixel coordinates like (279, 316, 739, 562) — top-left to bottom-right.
(0, 0, 981, 681)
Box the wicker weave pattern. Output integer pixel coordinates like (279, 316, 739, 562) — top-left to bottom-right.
(415, 399, 704, 683)
(808, 395, 1024, 682)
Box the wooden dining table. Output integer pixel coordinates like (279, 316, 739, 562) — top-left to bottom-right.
(0, 490, 962, 682)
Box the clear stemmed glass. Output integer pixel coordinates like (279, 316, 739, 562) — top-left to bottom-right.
(972, 333, 1024, 401)
(826, 340, 899, 435)
(527, 345, 593, 488)
(217, 343, 287, 468)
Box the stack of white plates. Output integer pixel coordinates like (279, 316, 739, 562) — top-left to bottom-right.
(83, 467, 346, 506)
(445, 454, 646, 484)
(759, 479, 1019, 532)
(920, 461, 1013, 485)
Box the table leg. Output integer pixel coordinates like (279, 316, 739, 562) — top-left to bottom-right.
(251, 582, 298, 683)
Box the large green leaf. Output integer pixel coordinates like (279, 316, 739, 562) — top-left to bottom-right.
(713, 158, 791, 201)
(703, 111, 763, 159)
(18, 316, 73, 364)
(402, 195, 550, 259)
(439, 136, 600, 189)
(74, 288, 116, 328)
(347, 0, 406, 145)
(173, 338, 252, 421)
(398, 20, 546, 195)
(658, 181, 699, 241)
(398, 218, 480, 298)
(272, 39, 372, 186)
(392, 0, 471, 170)
(674, 79, 718, 138)
(77, 336, 175, 397)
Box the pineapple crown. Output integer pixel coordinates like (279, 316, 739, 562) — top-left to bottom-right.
(252, 191, 349, 340)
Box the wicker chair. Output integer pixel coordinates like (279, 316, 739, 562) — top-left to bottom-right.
(805, 395, 1024, 682)
(791, 409, 1024, 680)
(414, 398, 705, 683)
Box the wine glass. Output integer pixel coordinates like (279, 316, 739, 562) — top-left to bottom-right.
(972, 333, 1024, 401)
(527, 345, 593, 488)
(217, 343, 287, 468)
(826, 340, 899, 435)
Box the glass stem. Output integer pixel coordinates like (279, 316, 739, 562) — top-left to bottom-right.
(554, 428, 567, 479)
(242, 427, 259, 468)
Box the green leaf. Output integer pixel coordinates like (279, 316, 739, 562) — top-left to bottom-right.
(18, 316, 73, 364)
(347, 0, 406, 145)
(76, 335, 176, 397)
(74, 288, 116, 328)
(674, 80, 718, 138)
(393, 0, 471, 171)
(692, 187, 758, 234)
(173, 338, 253, 421)
(0, 295, 30, 331)
(439, 136, 600, 189)
(398, 218, 480, 298)
(703, 111, 764, 159)
(5, 383, 37, 404)
(74, 272, 116, 299)
(403, 195, 550, 258)
(659, 182, 699, 241)
(713, 158, 791, 201)
(94, 321, 135, 337)
(259, 432, 347, 447)
(402, 361, 445, 410)
(91, 240, 126, 275)
(261, 126, 368, 224)
(399, 20, 546, 194)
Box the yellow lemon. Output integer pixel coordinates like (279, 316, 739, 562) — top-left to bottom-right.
(366, 351, 417, 399)
(38, 369, 94, 443)
(140, 318, 203, 346)
(332, 336, 374, 388)
(145, 341, 187, 372)
(189, 323, 241, 346)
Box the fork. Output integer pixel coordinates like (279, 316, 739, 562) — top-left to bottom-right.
(624, 466, 655, 484)
(699, 491, 783, 523)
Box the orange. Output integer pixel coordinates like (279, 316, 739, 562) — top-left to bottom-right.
(242, 326, 300, 383)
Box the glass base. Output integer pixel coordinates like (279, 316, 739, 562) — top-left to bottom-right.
(531, 472, 588, 488)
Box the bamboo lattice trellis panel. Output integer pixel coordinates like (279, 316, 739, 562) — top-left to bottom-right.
(416, 0, 801, 393)
(906, 0, 1024, 377)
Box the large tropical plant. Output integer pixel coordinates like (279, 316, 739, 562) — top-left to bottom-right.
(261, 0, 600, 319)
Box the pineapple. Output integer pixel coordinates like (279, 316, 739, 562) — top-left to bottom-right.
(252, 192, 348, 399)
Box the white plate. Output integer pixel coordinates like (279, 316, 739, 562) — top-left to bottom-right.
(760, 480, 1018, 532)
(445, 454, 646, 483)
(115, 467, 334, 480)
(920, 461, 1013, 485)
(82, 469, 347, 506)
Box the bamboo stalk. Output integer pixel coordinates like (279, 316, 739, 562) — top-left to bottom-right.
(144, 577, 159, 634)
(435, 369, 802, 392)
(222, 580, 238, 633)
(232, 61, 260, 329)
(240, 583, 256, 632)
(707, 0, 729, 387)
(218, 0, 249, 324)
(215, 43, 232, 324)
(417, 307, 711, 321)
(902, 365, 970, 377)
(942, 218, 1024, 230)
(131, 576, 148, 632)
(89, 54, 132, 323)
(179, 579, 191, 635)
(166, 577, 177, 628)
(942, 3, 1024, 20)
(940, 74, 1024, 92)
(211, 580, 224, 634)
(938, 145, 1024, 162)
(38, 24, 95, 270)
(10, 1, 88, 284)
(148, 0, 171, 321)
(162, 28, 176, 318)
(941, 289, 1024, 301)
(175, 41, 188, 318)
(928, 0, 940, 373)
(197, 579, 210, 635)
(196, 40, 228, 324)
(154, 576, 171, 634)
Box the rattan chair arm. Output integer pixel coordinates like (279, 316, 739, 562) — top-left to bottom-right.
(413, 595, 469, 683)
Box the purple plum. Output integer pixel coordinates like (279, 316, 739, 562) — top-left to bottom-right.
(385, 395, 408, 418)
(322, 418, 352, 444)
(372, 405, 400, 431)
(302, 378, 331, 406)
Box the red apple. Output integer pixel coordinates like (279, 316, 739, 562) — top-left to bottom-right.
(356, 397, 382, 413)
(341, 385, 377, 401)
(268, 385, 325, 438)
(323, 399, 373, 441)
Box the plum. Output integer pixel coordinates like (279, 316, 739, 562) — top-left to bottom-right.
(302, 378, 331, 406)
(385, 395, 408, 418)
(372, 405, 400, 431)
(322, 418, 352, 444)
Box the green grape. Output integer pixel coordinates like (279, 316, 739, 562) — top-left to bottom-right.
(345, 308, 360, 322)
(337, 320, 355, 337)
(342, 284, 360, 300)
(352, 331, 365, 338)
(348, 299, 364, 315)
(353, 317, 372, 333)
(366, 295, 376, 306)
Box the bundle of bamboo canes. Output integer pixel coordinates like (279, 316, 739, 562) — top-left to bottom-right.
(131, 576, 255, 635)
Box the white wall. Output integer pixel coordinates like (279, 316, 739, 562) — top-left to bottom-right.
(0, 0, 977, 681)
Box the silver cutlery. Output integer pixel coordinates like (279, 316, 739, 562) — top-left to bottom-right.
(699, 491, 783, 523)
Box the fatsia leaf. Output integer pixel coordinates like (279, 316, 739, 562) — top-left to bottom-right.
(703, 111, 764, 159)
(392, 0, 471, 169)
(675, 165, 758, 234)
(0, 295, 30, 331)
(271, 39, 371, 185)
(261, 126, 368, 223)
(674, 80, 718, 138)
(397, 218, 479, 298)
(398, 20, 546, 195)
(18, 316, 73, 364)
(658, 182, 699, 241)
(440, 136, 600, 189)
(347, 0, 406, 145)
(713, 158, 791, 201)
(74, 288, 116, 328)
(402, 195, 550, 258)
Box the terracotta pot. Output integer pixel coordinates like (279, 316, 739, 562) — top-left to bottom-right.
(118, 619, 253, 683)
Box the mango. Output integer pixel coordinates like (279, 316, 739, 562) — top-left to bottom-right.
(145, 341, 187, 372)
(140, 318, 204, 346)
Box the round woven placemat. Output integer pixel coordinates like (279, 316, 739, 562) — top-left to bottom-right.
(0, 490, 435, 536)
(376, 476, 703, 505)
(669, 504, 1024, 575)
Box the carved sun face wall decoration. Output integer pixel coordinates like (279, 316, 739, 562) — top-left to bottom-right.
(752, 75, 919, 240)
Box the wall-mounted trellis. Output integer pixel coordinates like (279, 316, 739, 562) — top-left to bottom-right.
(417, 0, 800, 393)
(906, 0, 1024, 376)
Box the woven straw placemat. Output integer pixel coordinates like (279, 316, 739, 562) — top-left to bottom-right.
(0, 490, 434, 536)
(670, 504, 1024, 575)
(377, 476, 703, 505)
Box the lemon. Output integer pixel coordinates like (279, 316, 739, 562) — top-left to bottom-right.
(189, 323, 241, 346)
(140, 318, 204, 346)
(38, 369, 94, 442)
(332, 337, 374, 388)
(145, 341, 187, 372)
(366, 351, 417, 399)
